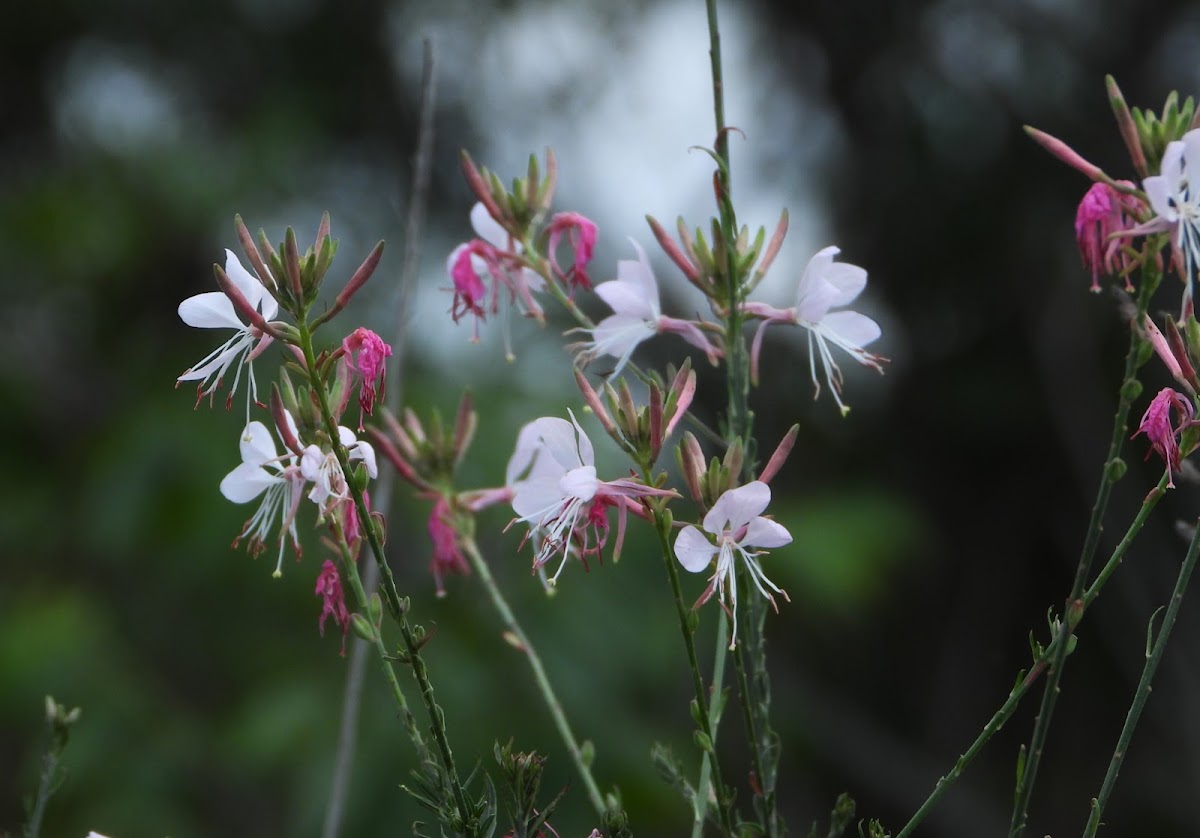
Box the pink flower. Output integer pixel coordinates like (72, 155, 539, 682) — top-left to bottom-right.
(673, 481, 791, 648)
(428, 497, 470, 597)
(446, 203, 545, 347)
(509, 411, 676, 584)
(574, 239, 721, 377)
(547, 211, 598, 290)
(743, 245, 884, 415)
(315, 559, 351, 655)
(1132, 387, 1195, 487)
(1074, 182, 1139, 292)
(342, 327, 392, 427)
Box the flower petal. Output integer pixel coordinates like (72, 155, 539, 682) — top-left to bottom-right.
(595, 278, 659, 319)
(820, 310, 882, 349)
(674, 525, 718, 573)
(744, 516, 792, 549)
(178, 291, 243, 329)
(239, 421, 280, 466)
(470, 202, 519, 251)
(221, 461, 280, 503)
(703, 481, 772, 533)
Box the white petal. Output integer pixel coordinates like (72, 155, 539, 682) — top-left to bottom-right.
(530, 417, 588, 472)
(300, 446, 325, 481)
(1143, 175, 1174, 222)
(820, 310, 882, 349)
(674, 525, 718, 573)
(470, 202, 519, 251)
(1182, 129, 1200, 201)
(220, 462, 280, 503)
(178, 291, 243, 329)
(794, 246, 839, 307)
(743, 517, 792, 549)
(239, 421, 279, 466)
(614, 238, 660, 309)
(351, 440, 378, 479)
(224, 250, 270, 316)
(337, 426, 358, 447)
(559, 465, 598, 502)
(566, 409, 595, 467)
(590, 313, 656, 356)
(821, 261, 868, 307)
(506, 420, 548, 485)
(513, 475, 566, 521)
(595, 279, 659, 319)
(703, 481, 772, 533)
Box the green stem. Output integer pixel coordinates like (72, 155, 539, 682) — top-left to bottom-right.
(895, 469, 1167, 837)
(690, 618, 729, 838)
(459, 534, 607, 817)
(297, 321, 477, 835)
(653, 508, 738, 836)
(1007, 268, 1158, 838)
(1084, 515, 1200, 835)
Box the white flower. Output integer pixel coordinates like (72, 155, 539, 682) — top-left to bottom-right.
(1142, 129, 1200, 312)
(220, 417, 306, 576)
(177, 249, 278, 414)
(576, 239, 719, 377)
(510, 411, 674, 584)
(300, 426, 377, 513)
(745, 246, 883, 415)
(673, 481, 792, 648)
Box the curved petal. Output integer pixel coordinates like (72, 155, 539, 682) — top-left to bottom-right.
(821, 261, 868, 306)
(595, 279, 658, 319)
(351, 440, 378, 478)
(794, 246, 840, 307)
(590, 314, 656, 359)
(470, 202, 520, 252)
(1143, 175, 1174, 222)
(239, 421, 280, 466)
(794, 276, 842, 325)
(506, 420, 547, 485)
(221, 462, 280, 503)
(743, 517, 792, 549)
(225, 250, 275, 319)
(559, 465, 598, 502)
(820, 310, 882, 349)
(703, 481, 772, 533)
(566, 409, 595, 467)
(674, 525, 718, 573)
(513, 475, 566, 521)
(178, 291, 243, 329)
(530, 416, 589, 471)
(615, 239, 660, 309)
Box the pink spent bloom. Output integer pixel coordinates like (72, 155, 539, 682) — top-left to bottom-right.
(575, 239, 721, 377)
(509, 411, 675, 584)
(547, 211, 598, 290)
(428, 496, 470, 597)
(342, 327, 392, 427)
(1132, 387, 1195, 488)
(1074, 182, 1140, 292)
(743, 245, 884, 415)
(315, 559, 351, 655)
(673, 481, 792, 649)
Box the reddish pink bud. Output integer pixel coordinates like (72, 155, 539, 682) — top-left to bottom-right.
(315, 559, 351, 656)
(757, 424, 799, 484)
(1025, 126, 1106, 181)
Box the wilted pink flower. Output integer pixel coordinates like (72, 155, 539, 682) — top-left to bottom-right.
(1132, 387, 1195, 487)
(547, 211, 598, 290)
(315, 559, 350, 655)
(342, 327, 392, 427)
(428, 496, 470, 597)
(1075, 182, 1139, 292)
(673, 481, 792, 648)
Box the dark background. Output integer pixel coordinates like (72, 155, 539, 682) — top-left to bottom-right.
(5, 0, 1200, 835)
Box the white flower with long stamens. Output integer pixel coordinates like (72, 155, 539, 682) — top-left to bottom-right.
(220, 417, 307, 577)
(1141, 129, 1200, 314)
(510, 411, 674, 584)
(673, 481, 792, 649)
(574, 239, 720, 377)
(177, 249, 278, 415)
(300, 426, 377, 513)
(744, 246, 884, 415)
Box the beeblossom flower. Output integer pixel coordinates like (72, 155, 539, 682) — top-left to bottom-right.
(743, 245, 884, 415)
(546, 211, 598, 290)
(301, 426, 378, 514)
(428, 496, 470, 597)
(220, 416, 307, 577)
(509, 411, 675, 584)
(1075, 182, 1140, 292)
(177, 249, 278, 414)
(574, 239, 721, 377)
(447, 202, 544, 349)
(315, 559, 350, 656)
(1139, 129, 1200, 313)
(341, 327, 392, 427)
(1132, 387, 1195, 488)
(673, 481, 792, 648)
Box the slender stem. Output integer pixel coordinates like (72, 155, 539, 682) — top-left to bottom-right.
(895, 469, 1167, 836)
(323, 38, 437, 838)
(690, 618, 729, 838)
(25, 740, 65, 838)
(1083, 515, 1200, 835)
(298, 322, 477, 835)
(459, 534, 607, 816)
(653, 508, 738, 836)
(1008, 268, 1158, 837)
